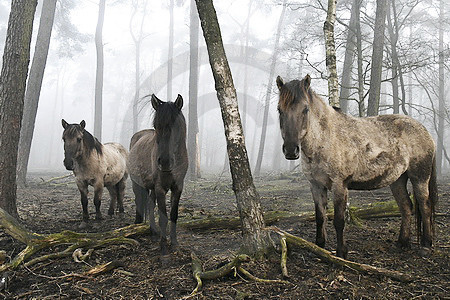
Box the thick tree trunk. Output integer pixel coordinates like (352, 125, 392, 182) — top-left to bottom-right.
(17, 0, 57, 186)
(323, 0, 339, 107)
(0, 0, 37, 218)
(367, 0, 388, 116)
(254, 0, 287, 176)
(437, 0, 445, 176)
(195, 0, 272, 255)
(188, 0, 201, 179)
(339, 0, 358, 113)
(94, 0, 106, 141)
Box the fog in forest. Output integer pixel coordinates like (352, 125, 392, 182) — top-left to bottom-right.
(0, 0, 449, 176)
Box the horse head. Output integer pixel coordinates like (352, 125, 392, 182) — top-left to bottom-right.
(61, 119, 86, 170)
(276, 74, 312, 160)
(151, 94, 185, 172)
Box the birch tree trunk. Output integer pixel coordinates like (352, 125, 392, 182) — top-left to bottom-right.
(323, 0, 339, 107)
(195, 0, 272, 255)
(188, 0, 201, 179)
(367, 0, 388, 116)
(254, 0, 287, 176)
(355, 0, 365, 117)
(94, 0, 106, 141)
(17, 0, 57, 186)
(0, 0, 37, 218)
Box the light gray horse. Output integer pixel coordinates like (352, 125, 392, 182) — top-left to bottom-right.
(276, 75, 437, 258)
(128, 94, 188, 255)
(62, 120, 128, 228)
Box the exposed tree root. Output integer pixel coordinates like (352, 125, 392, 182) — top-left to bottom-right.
(268, 226, 414, 282)
(190, 252, 288, 295)
(0, 207, 148, 272)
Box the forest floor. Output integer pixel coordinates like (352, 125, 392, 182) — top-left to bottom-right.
(0, 171, 449, 299)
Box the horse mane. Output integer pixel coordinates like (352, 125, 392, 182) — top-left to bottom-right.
(153, 102, 185, 134)
(278, 79, 313, 111)
(63, 124, 103, 156)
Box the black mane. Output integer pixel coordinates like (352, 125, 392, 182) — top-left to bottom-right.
(279, 79, 313, 110)
(63, 124, 103, 155)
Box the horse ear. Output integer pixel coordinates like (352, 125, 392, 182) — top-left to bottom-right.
(175, 94, 183, 110)
(302, 74, 311, 90)
(62, 119, 68, 129)
(80, 120, 86, 130)
(151, 94, 163, 110)
(276, 76, 284, 91)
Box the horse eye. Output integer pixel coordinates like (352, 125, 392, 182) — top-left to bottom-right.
(303, 107, 309, 114)
(77, 138, 81, 143)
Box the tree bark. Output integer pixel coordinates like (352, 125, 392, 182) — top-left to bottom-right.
(188, 0, 201, 179)
(323, 0, 339, 107)
(17, 0, 57, 186)
(94, 0, 106, 141)
(367, 0, 388, 116)
(387, 1, 399, 114)
(437, 0, 445, 176)
(355, 0, 365, 117)
(339, 0, 358, 113)
(254, 0, 287, 176)
(0, 0, 37, 218)
(195, 0, 272, 256)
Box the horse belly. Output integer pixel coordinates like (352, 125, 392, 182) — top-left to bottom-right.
(348, 165, 406, 190)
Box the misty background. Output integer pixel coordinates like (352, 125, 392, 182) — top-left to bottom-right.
(0, 0, 449, 176)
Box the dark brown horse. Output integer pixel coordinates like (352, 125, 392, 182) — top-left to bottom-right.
(276, 75, 437, 258)
(62, 120, 128, 228)
(128, 94, 188, 254)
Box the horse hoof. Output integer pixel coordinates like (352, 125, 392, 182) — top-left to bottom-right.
(170, 241, 179, 252)
(108, 209, 115, 216)
(418, 247, 432, 257)
(96, 214, 104, 221)
(79, 221, 88, 229)
(395, 240, 411, 249)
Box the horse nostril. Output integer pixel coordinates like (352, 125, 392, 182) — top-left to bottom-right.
(295, 146, 300, 156)
(282, 145, 286, 154)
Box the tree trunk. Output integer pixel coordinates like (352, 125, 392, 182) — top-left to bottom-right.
(195, 0, 272, 255)
(188, 0, 201, 179)
(254, 0, 287, 176)
(167, 0, 174, 101)
(387, 2, 399, 114)
(367, 0, 388, 116)
(339, 0, 358, 113)
(0, 0, 37, 218)
(94, 0, 106, 141)
(323, 0, 339, 107)
(16, 0, 57, 186)
(355, 0, 365, 117)
(437, 0, 445, 176)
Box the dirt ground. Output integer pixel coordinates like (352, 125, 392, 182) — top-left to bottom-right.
(0, 171, 449, 299)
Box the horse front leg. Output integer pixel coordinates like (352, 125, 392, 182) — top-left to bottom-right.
(93, 183, 104, 220)
(76, 181, 89, 228)
(169, 186, 182, 249)
(332, 183, 348, 259)
(148, 189, 159, 240)
(311, 183, 328, 248)
(155, 188, 168, 255)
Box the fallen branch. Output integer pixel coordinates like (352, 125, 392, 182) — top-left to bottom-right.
(268, 226, 413, 282)
(0, 207, 148, 271)
(39, 173, 73, 185)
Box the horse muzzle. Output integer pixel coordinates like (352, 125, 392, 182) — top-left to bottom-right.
(283, 144, 300, 160)
(63, 158, 74, 170)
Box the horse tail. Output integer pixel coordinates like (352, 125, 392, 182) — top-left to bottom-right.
(416, 154, 438, 245)
(428, 154, 438, 243)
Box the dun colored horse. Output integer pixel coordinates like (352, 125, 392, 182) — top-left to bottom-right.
(128, 94, 188, 255)
(276, 75, 437, 258)
(62, 120, 128, 228)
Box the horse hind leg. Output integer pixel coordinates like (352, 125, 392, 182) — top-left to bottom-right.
(411, 178, 433, 248)
(106, 185, 118, 216)
(390, 173, 413, 248)
(132, 181, 148, 224)
(116, 177, 126, 214)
